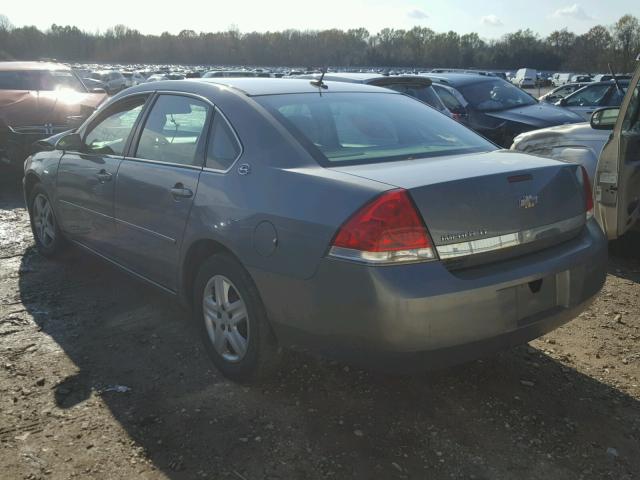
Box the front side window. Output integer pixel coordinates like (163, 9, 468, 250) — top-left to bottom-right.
(256, 92, 495, 165)
(84, 96, 147, 155)
(135, 95, 209, 165)
(565, 84, 611, 107)
(206, 112, 241, 170)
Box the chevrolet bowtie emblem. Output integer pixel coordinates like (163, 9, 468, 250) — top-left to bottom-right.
(519, 194, 539, 209)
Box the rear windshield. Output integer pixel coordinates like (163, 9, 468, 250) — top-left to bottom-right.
(458, 79, 537, 112)
(256, 92, 495, 165)
(0, 70, 86, 92)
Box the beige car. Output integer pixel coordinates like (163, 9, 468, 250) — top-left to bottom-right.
(592, 59, 640, 240)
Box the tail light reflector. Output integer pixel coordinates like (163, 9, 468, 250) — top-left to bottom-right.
(328, 189, 436, 264)
(580, 166, 594, 219)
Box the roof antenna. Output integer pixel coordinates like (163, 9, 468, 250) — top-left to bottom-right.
(608, 63, 623, 93)
(310, 67, 328, 89)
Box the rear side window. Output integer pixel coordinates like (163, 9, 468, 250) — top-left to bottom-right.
(206, 112, 241, 170)
(383, 84, 446, 112)
(135, 95, 209, 165)
(433, 85, 465, 113)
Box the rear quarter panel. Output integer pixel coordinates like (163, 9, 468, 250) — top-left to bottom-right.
(180, 90, 390, 285)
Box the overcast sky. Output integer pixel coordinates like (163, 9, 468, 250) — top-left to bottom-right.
(1, 1, 633, 38)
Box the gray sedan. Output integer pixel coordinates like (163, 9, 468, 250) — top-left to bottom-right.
(23, 78, 607, 381)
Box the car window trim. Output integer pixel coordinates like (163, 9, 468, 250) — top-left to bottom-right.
(79, 92, 153, 157)
(203, 106, 245, 174)
(126, 91, 214, 168)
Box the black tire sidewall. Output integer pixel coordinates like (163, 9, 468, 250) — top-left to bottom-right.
(193, 254, 276, 381)
(28, 184, 64, 257)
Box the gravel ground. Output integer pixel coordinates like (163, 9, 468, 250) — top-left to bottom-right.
(0, 168, 638, 480)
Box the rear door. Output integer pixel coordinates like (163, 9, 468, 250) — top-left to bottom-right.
(112, 93, 211, 290)
(595, 68, 640, 239)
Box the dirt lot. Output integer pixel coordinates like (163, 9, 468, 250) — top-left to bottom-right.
(0, 168, 639, 480)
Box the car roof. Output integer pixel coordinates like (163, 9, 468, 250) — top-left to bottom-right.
(0, 61, 71, 72)
(112, 78, 398, 105)
(426, 73, 498, 87)
(195, 77, 395, 95)
(295, 73, 432, 85)
(296, 72, 390, 83)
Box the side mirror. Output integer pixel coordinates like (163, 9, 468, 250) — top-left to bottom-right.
(56, 132, 84, 151)
(90, 87, 106, 94)
(590, 107, 620, 130)
(557, 98, 568, 107)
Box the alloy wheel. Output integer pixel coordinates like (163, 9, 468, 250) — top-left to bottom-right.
(202, 275, 250, 362)
(32, 194, 56, 248)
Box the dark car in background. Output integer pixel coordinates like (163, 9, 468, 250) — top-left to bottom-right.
(0, 61, 107, 169)
(23, 78, 606, 381)
(429, 73, 584, 147)
(294, 73, 453, 118)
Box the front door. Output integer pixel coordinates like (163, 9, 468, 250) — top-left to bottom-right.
(56, 95, 149, 255)
(595, 69, 640, 239)
(112, 94, 211, 290)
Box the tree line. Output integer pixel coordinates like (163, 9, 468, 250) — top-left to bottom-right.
(0, 13, 638, 72)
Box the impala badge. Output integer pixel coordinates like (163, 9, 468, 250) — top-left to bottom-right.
(519, 194, 539, 209)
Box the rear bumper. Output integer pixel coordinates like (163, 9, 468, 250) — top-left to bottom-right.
(252, 220, 607, 369)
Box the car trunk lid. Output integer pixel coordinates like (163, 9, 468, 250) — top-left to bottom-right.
(331, 150, 587, 268)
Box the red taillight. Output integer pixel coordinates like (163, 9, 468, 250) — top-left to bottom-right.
(580, 166, 594, 218)
(330, 189, 436, 264)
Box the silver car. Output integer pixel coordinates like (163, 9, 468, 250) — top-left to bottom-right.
(555, 81, 629, 121)
(23, 78, 607, 381)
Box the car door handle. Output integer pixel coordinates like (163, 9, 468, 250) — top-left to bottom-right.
(170, 184, 193, 199)
(96, 170, 112, 183)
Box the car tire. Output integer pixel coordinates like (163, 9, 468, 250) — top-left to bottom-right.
(28, 184, 66, 257)
(193, 253, 281, 382)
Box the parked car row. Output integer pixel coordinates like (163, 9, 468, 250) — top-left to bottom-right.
(551, 72, 632, 87)
(3, 60, 636, 169)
